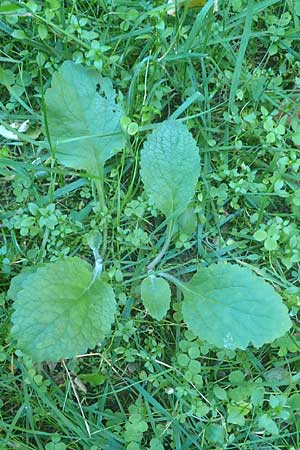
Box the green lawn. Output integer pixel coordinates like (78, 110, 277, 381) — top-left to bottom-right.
(1, 1, 300, 449)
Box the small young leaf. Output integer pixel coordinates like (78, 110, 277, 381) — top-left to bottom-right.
(10, 257, 116, 361)
(141, 275, 171, 320)
(45, 61, 125, 176)
(140, 120, 200, 217)
(182, 264, 291, 349)
(253, 229, 267, 242)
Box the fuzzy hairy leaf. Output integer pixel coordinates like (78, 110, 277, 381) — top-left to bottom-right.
(182, 264, 291, 349)
(177, 207, 197, 238)
(8, 266, 39, 300)
(141, 275, 171, 320)
(45, 61, 124, 176)
(140, 120, 200, 216)
(10, 257, 116, 361)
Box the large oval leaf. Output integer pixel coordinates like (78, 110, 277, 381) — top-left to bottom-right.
(140, 120, 200, 216)
(182, 264, 291, 349)
(10, 257, 116, 361)
(45, 61, 125, 176)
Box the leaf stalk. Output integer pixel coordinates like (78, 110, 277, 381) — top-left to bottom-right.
(147, 219, 175, 271)
(94, 178, 108, 258)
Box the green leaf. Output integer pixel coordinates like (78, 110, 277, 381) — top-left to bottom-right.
(140, 120, 200, 216)
(258, 414, 279, 435)
(149, 438, 165, 450)
(292, 132, 300, 146)
(79, 371, 107, 386)
(288, 393, 300, 410)
(7, 265, 42, 300)
(264, 237, 278, 251)
(206, 423, 225, 444)
(0, 4, 24, 13)
(213, 385, 228, 401)
(181, 264, 291, 349)
(45, 61, 124, 176)
(38, 24, 48, 40)
(177, 353, 189, 366)
(140, 275, 171, 320)
(10, 257, 116, 361)
(227, 404, 247, 426)
(178, 207, 197, 237)
(12, 30, 27, 40)
(253, 229, 267, 242)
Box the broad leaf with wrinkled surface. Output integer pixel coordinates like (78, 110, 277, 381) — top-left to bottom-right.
(45, 61, 124, 176)
(140, 120, 200, 216)
(10, 257, 116, 361)
(182, 264, 291, 349)
(141, 275, 171, 320)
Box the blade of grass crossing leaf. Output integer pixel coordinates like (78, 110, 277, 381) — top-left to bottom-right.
(199, 57, 213, 171)
(29, 12, 90, 50)
(170, 91, 204, 120)
(39, 67, 57, 203)
(39, 67, 55, 160)
(1, 403, 27, 446)
(28, 366, 108, 444)
(22, 381, 44, 450)
(143, 399, 157, 439)
(128, 55, 156, 114)
(40, 178, 88, 205)
(30, 387, 91, 444)
(184, 0, 215, 52)
(164, 52, 207, 61)
(228, 0, 254, 110)
(226, 0, 281, 30)
(2, 84, 37, 117)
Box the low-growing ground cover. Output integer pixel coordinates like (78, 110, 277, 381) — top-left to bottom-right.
(1, 1, 300, 449)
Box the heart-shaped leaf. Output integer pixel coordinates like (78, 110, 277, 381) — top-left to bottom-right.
(10, 257, 116, 361)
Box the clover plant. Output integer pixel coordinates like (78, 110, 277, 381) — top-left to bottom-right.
(8, 61, 292, 361)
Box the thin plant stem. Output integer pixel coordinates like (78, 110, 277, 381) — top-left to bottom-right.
(147, 219, 175, 271)
(94, 177, 108, 258)
(158, 271, 185, 290)
(62, 360, 91, 438)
